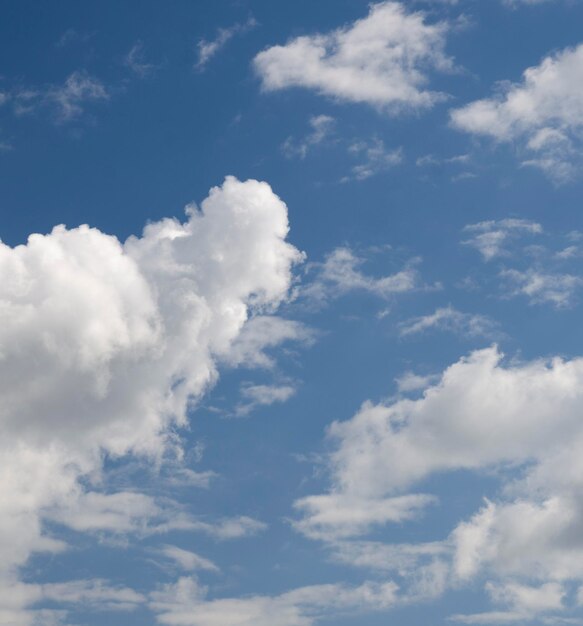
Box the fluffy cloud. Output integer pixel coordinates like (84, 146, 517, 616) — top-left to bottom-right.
(0, 176, 301, 622)
(295, 346, 583, 619)
(451, 44, 583, 181)
(254, 2, 453, 112)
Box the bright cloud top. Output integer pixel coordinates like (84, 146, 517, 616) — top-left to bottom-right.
(451, 44, 583, 181)
(0, 176, 302, 621)
(254, 1, 453, 111)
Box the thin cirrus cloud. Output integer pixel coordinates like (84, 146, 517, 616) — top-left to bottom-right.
(254, 1, 454, 112)
(451, 43, 583, 182)
(195, 17, 257, 71)
(0, 176, 302, 624)
(294, 346, 583, 621)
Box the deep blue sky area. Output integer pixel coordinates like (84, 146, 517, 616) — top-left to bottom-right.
(3, 1, 583, 625)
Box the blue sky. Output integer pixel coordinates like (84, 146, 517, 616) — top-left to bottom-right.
(4, 1, 583, 624)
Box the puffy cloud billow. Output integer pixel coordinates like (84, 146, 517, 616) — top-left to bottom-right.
(0, 176, 302, 621)
(254, 1, 453, 112)
(296, 346, 583, 620)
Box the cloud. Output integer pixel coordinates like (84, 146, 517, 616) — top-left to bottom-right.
(294, 346, 583, 619)
(398, 305, 498, 338)
(451, 43, 583, 182)
(149, 576, 398, 626)
(254, 1, 453, 112)
(124, 42, 159, 78)
(341, 138, 403, 182)
(196, 17, 257, 71)
(395, 371, 439, 392)
(235, 382, 297, 417)
(222, 316, 315, 369)
(281, 115, 335, 159)
(157, 545, 219, 573)
(462, 218, 543, 261)
(46, 71, 109, 122)
(302, 246, 420, 307)
(188, 516, 267, 541)
(0, 579, 144, 626)
(293, 492, 436, 540)
(500, 268, 583, 307)
(0, 176, 301, 621)
(10, 71, 109, 123)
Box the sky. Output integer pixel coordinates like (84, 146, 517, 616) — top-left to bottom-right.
(4, 0, 583, 624)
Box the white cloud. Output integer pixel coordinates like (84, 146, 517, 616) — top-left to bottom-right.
(254, 1, 453, 112)
(188, 516, 267, 541)
(150, 576, 398, 626)
(158, 545, 219, 573)
(0, 579, 144, 626)
(342, 138, 403, 182)
(398, 305, 498, 338)
(293, 492, 435, 540)
(451, 43, 583, 181)
(196, 17, 257, 71)
(222, 315, 315, 369)
(281, 115, 335, 159)
(235, 382, 297, 416)
(0, 176, 301, 620)
(395, 371, 439, 392)
(302, 246, 420, 306)
(462, 218, 543, 261)
(500, 268, 583, 307)
(294, 345, 583, 619)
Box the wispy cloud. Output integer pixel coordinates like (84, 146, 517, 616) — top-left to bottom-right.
(281, 115, 335, 159)
(342, 138, 403, 182)
(398, 305, 498, 338)
(302, 246, 422, 307)
(500, 268, 583, 308)
(195, 17, 257, 71)
(124, 41, 160, 78)
(462, 218, 542, 261)
(235, 382, 297, 417)
(9, 70, 109, 123)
